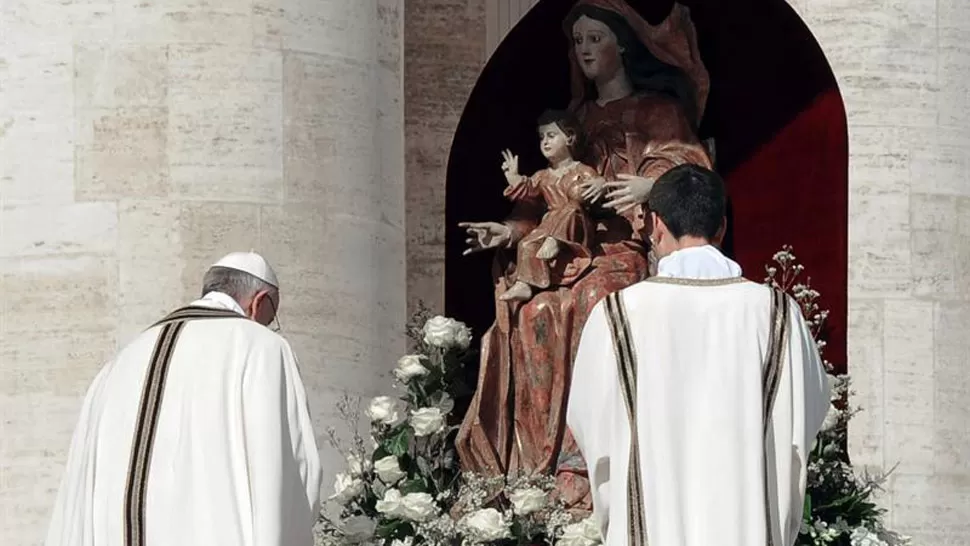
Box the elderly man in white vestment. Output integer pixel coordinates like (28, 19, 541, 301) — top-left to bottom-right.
(45, 252, 323, 546)
(568, 164, 830, 546)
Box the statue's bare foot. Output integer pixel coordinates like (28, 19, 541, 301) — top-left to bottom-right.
(536, 236, 560, 260)
(499, 281, 533, 302)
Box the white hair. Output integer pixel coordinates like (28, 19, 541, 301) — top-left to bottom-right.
(201, 266, 275, 302)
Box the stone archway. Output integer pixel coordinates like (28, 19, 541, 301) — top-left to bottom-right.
(444, 0, 849, 370)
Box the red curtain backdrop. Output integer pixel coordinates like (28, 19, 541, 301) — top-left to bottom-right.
(444, 0, 848, 372)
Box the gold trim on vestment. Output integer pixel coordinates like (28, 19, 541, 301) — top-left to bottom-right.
(124, 307, 245, 546)
(605, 292, 649, 545)
(761, 287, 790, 546)
(762, 289, 789, 434)
(645, 275, 748, 286)
(149, 305, 247, 329)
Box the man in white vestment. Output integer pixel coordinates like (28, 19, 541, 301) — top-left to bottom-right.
(46, 252, 323, 546)
(568, 165, 830, 546)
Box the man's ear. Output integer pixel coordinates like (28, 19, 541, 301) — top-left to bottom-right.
(713, 216, 728, 247)
(651, 212, 666, 239)
(249, 289, 275, 324)
(245, 292, 262, 319)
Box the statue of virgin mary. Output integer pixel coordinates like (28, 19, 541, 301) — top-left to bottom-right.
(456, 0, 713, 511)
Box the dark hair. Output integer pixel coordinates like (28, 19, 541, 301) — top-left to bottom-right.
(647, 164, 726, 240)
(565, 5, 699, 128)
(536, 109, 586, 157)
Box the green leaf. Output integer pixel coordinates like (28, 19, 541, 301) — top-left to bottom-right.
(510, 520, 524, 539)
(415, 454, 434, 477)
(382, 427, 411, 457)
(816, 492, 864, 512)
(374, 518, 414, 540)
(442, 449, 457, 470)
(372, 446, 390, 462)
(399, 477, 427, 494)
(803, 493, 812, 520)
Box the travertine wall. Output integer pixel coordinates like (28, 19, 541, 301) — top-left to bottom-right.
(0, 1, 404, 543)
(404, 0, 970, 543)
(404, 0, 487, 314)
(485, 0, 541, 61)
(791, 0, 970, 541)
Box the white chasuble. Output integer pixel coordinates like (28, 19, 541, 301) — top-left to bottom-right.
(567, 247, 830, 546)
(45, 293, 322, 546)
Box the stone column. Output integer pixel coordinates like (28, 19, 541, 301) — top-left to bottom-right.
(792, 0, 970, 543)
(0, 1, 403, 543)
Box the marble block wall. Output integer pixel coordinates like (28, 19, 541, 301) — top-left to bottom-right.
(0, 0, 404, 543)
(789, 0, 970, 542)
(404, 0, 487, 315)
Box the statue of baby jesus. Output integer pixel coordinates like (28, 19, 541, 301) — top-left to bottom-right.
(498, 109, 604, 302)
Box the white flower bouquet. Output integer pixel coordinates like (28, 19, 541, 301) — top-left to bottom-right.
(315, 311, 599, 545)
(315, 247, 910, 546)
(766, 247, 910, 546)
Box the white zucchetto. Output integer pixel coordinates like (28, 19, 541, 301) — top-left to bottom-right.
(210, 251, 279, 288)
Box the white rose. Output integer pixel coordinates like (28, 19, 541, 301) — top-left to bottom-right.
(422, 315, 472, 350)
(374, 455, 407, 484)
(398, 492, 438, 522)
(580, 516, 602, 541)
(827, 373, 842, 398)
(329, 472, 364, 505)
(340, 515, 376, 544)
(375, 488, 403, 517)
(558, 516, 602, 546)
(453, 323, 472, 350)
(822, 403, 840, 432)
(410, 407, 445, 437)
(346, 453, 371, 477)
(509, 487, 547, 515)
(462, 507, 512, 541)
(366, 396, 404, 426)
(391, 539, 414, 546)
(394, 354, 430, 382)
(850, 527, 895, 546)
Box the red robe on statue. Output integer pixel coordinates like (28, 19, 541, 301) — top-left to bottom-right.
(455, 0, 712, 511)
(506, 162, 599, 290)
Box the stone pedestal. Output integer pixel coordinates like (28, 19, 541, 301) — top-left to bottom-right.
(0, 1, 404, 543)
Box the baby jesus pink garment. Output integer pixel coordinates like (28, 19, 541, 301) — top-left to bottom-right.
(504, 162, 599, 289)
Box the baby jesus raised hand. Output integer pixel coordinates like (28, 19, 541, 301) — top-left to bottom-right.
(499, 109, 604, 302)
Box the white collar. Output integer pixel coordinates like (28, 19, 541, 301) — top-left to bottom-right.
(656, 245, 743, 280)
(189, 291, 247, 317)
